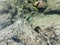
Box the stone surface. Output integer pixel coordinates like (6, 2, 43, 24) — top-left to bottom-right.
(44, 0, 60, 12)
(0, 0, 60, 45)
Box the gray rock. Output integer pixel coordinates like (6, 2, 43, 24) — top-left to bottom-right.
(0, 2, 15, 30)
(0, 19, 47, 45)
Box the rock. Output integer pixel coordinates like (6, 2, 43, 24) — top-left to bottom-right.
(0, 0, 60, 45)
(28, 14, 60, 45)
(44, 0, 60, 13)
(0, 1, 17, 30)
(0, 13, 13, 30)
(0, 19, 47, 45)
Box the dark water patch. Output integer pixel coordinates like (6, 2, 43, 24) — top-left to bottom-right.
(38, 8, 46, 13)
(44, 11, 60, 15)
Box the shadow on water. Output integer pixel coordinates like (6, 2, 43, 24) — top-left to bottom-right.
(38, 8, 46, 13)
(44, 11, 60, 15)
(37, 7, 60, 15)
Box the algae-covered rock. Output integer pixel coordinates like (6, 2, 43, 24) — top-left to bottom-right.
(28, 14, 60, 45)
(28, 14, 60, 29)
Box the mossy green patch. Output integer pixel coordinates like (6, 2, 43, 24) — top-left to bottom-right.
(29, 14, 60, 29)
